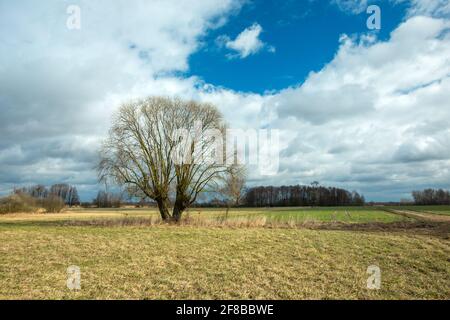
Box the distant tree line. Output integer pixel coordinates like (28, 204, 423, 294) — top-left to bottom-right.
(15, 184, 80, 206)
(13, 185, 128, 209)
(412, 189, 450, 205)
(244, 185, 365, 207)
(1, 183, 77, 214)
(93, 190, 123, 208)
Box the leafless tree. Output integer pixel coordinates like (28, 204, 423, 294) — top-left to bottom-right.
(218, 164, 247, 216)
(16, 185, 48, 199)
(98, 96, 228, 221)
(49, 184, 80, 206)
(94, 190, 123, 208)
(412, 188, 450, 205)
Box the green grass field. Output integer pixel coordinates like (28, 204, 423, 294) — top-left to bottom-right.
(0, 206, 411, 225)
(217, 207, 410, 223)
(0, 207, 448, 300)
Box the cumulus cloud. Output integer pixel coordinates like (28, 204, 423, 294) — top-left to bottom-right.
(267, 15, 450, 199)
(333, 0, 450, 18)
(394, 0, 450, 17)
(218, 23, 275, 59)
(332, 0, 369, 14)
(0, 0, 242, 198)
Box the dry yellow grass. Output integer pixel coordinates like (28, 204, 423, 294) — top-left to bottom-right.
(0, 210, 448, 299)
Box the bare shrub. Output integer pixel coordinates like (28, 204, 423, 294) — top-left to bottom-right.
(63, 216, 162, 227)
(0, 193, 37, 214)
(0, 192, 65, 214)
(94, 190, 123, 208)
(40, 195, 65, 213)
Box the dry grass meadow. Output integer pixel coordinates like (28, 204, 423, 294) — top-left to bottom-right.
(0, 206, 449, 300)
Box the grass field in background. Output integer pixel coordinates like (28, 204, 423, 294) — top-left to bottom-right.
(0, 206, 411, 225)
(215, 207, 410, 223)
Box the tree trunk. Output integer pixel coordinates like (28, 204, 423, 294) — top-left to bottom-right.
(172, 202, 186, 222)
(172, 197, 186, 222)
(156, 198, 170, 221)
(225, 205, 230, 220)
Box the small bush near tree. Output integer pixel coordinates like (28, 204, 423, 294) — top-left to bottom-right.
(40, 195, 65, 213)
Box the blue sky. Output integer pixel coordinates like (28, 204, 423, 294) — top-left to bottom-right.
(0, 0, 450, 202)
(188, 0, 409, 93)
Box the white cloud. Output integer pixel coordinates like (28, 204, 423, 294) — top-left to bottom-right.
(0, 0, 242, 198)
(394, 0, 450, 17)
(333, 0, 369, 14)
(218, 23, 275, 59)
(266, 15, 450, 199)
(333, 0, 450, 17)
